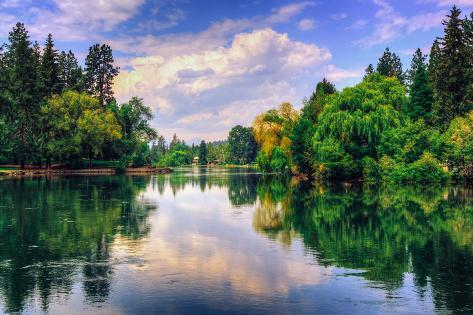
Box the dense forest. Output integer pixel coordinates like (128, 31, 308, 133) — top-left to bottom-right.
(0, 6, 472, 183)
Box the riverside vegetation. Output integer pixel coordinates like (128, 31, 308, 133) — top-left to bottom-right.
(0, 6, 472, 183)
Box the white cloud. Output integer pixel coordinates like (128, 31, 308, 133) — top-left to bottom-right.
(345, 19, 369, 30)
(355, 0, 445, 46)
(322, 65, 364, 83)
(114, 28, 331, 141)
(298, 18, 316, 31)
(0, 0, 146, 40)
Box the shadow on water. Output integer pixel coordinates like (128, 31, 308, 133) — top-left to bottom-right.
(0, 170, 472, 313)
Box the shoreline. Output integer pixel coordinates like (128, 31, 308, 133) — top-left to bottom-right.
(0, 167, 173, 177)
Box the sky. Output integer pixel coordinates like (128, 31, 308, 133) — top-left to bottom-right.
(0, 0, 472, 143)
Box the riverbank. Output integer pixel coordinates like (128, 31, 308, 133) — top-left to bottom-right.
(0, 166, 173, 177)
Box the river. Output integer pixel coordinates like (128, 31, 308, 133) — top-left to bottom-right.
(0, 167, 472, 314)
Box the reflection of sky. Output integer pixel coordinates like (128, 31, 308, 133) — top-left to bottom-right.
(38, 176, 437, 314)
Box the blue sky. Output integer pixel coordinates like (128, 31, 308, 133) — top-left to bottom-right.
(0, 0, 472, 143)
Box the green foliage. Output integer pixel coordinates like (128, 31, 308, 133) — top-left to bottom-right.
(40, 34, 60, 98)
(84, 44, 119, 107)
(376, 48, 405, 84)
(313, 74, 405, 179)
(269, 147, 289, 173)
(256, 150, 271, 173)
(228, 125, 257, 164)
(42, 91, 122, 166)
(404, 50, 433, 121)
(432, 6, 472, 127)
(170, 150, 190, 166)
(198, 140, 208, 165)
(387, 152, 449, 183)
(362, 156, 380, 182)
(378, 119, 444, 164)
(302, 78, 336, 124)
(443, 110, 473, 180)
(290, 117, 315, 176)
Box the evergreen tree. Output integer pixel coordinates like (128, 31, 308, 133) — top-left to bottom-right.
(405, 60, 433, 121)
(407, 48, 425, 87)
(376, 48, 405, 84)
(432, 6, 471, 127)
(40, 34, 60, 98)
(228, 125, 257, 164)
(4, 23, 41, 168)
(364, 64, 374, 80)
(302, 78, 336, 124)
(198, 140, 208, 165)
(170, 133, 179, 151)
(58, 50, 83, 91)
(84, 44, 119, 106)
(428, 40, 441, 89)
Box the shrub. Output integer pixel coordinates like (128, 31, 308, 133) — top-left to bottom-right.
(362, 156, 381, 182)
(269, 147, 289, 173)
(388, 152, 449, 183)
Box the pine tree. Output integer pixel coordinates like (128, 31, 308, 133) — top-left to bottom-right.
(84, 44, 119, 106)
(428, 40, 441, 89)
(364, 64, 374, 80)
(302, 78, 336, 124)
(376, 48, 405, 84)
(405, 59, 433, 121)
(198, 140, 208, 165)
(406, 48, 425, 87)
(4, 23, 41, 168)
(40, 34, 60, 98)
(58, 50, 83, 91)
(432, 6, 471, 127)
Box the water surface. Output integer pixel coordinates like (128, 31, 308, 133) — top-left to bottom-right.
(0, 167, 472, 314)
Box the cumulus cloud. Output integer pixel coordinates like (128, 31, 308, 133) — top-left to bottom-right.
(355, 0, 445, 46)
(298, 19, 316, 31)
(322, 65, 364, 83)
(114, 28, 331, 141)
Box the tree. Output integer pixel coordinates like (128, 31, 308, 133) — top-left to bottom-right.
(313, 74, 406, 178)
(58, 50, 83, 91)
(253, 102, 299, 155)
(404, 50, 433, 121)
(228, 125, 257, 164)
(40, 34, 60, 98)
(302, 78, 336, 124)
(432, 6, 471, 127)
(364, 64, 374, 80)
(376, 48, 405, 84)
(84, 44, 119, 106)
(290, 117, 315, 176)
(3, 23, 41, 168)
(170, 134, 180, 151)
(198, 140, 208, 165)
(406, 48, 425, 87)
(42, 91, 122, 167)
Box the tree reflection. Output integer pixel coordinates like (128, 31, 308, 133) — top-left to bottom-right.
(254, 177, 473, 312)
(0, 176, 152, 313)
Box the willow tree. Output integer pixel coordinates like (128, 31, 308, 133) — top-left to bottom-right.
(313, 74, 405, 178)
(252, 102, 299, 155)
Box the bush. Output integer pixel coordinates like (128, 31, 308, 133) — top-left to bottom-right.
(388, 152, 449, 183)
(362, 157, 381, 182)
(269, 147, 289, 173)
(256, 151, 271, 172)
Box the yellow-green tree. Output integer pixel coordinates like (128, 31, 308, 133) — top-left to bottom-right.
(252, 102, 299, 155)
(42, 91, 121, 167)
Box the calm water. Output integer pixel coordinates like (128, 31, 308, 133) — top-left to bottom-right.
(0, 167, 473, 314)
